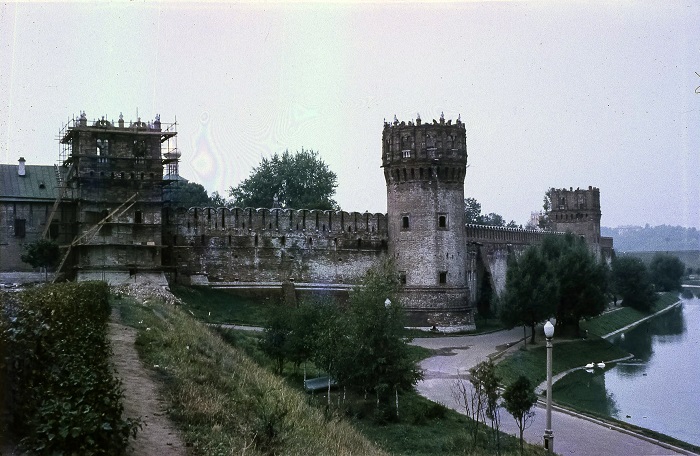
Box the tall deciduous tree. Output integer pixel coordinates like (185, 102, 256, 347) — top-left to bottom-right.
(343, 259, 422, 411)
(229, 149, 338, 210)
(464, 197, 518, 227)
(649, 253, 685, 292)
(542, 233, 608, 336)
(501, 233, 607, 338)
(500, 247, 558, 344)
(165, 181, 225, 208)
(313, 259, 422, 415)
(610, 257, 657, 311)
(464, 198, 482, 224)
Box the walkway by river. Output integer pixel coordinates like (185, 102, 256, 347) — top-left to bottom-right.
(412, 328, 694, 456)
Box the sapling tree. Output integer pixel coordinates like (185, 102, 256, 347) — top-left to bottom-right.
(502, 375, 537, 455)
(20, 238, 60, 282)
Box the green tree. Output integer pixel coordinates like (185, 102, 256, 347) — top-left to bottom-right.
(502, 234, 607, 338)
(610, 257, 657, 311)
(502, 375, 537, 456)
(229, 149, 338, 210)
(541, 233, 608, 336)
(286, 301, 322, 372)
(165, 181, 223, 208)
(209, 191, 232, 208)
(464, 197, 482, 224)
(311, 303, 355, 407)
(649, 253, 685, 292)
(344, 260, 422, 412)
(260, 305, 293, 375)
(471, 360, 502, 452)
(539, 189, 553, 229)
(464, 198, 518, 227)
(500, 247, 558, 344)
(20, 238, 61, 282)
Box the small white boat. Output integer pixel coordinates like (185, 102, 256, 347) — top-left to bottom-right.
(585, 363, 595, 369)
(597, 362, 606, 368)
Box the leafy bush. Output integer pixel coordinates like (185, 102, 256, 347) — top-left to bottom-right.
(1, 282, 139, 455)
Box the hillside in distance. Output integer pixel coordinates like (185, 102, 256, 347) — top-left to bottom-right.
(602, 225, 700, 252)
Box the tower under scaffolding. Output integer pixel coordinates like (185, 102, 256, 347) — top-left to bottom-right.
(49, 112, 178, 283)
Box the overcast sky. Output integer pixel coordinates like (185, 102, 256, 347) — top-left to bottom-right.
(1, 1, 698, 228)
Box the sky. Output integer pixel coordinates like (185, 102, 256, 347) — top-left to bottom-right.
(1, 1, 698, 228)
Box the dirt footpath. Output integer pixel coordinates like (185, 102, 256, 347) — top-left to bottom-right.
(109, 313, 187, 455)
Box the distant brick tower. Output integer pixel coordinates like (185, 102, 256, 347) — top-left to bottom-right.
(382, 113, 472, 329)
(59, 112, 178, 283)
(547, 186, 602, 246)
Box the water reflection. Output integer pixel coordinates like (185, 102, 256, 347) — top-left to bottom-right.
(554, 295, 700, 447)
(552, 369, 618, 417)
(610, 305, 686, 364)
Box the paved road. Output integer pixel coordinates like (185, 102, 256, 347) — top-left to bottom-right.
(412, 329, 692, 456)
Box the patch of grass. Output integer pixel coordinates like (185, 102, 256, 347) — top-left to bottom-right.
(581, 292, 680, 337)
(349, 390, 547, 456)
(170, 285, 274, 325)
(114, 295, 384, 456)
(495, 339, 630, 388)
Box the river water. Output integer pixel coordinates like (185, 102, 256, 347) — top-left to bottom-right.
(553, 295, 700, 447)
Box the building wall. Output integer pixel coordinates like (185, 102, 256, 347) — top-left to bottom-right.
(0, 201, 52, 271)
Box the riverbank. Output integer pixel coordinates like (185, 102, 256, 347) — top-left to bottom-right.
(413, 328, 690, 455)
(580, 292, 680, 338)
(542, 292, 700, 455)
(442, 293, 700, 454)
(557, 295, 700, 453)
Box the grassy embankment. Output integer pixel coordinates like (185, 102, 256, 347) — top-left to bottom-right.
(580, 292, 680, 337)
(495, 292, 700, 454)
(114, 293, 385, 456)
(118, 290, 548, 456)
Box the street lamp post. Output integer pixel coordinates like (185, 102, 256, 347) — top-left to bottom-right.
(543, 320, 555, 454)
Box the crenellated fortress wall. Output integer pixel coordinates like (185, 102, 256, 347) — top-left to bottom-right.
(163, 207, 389, 288)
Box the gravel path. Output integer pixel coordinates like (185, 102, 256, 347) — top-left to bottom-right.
(412, 329, 692, 456)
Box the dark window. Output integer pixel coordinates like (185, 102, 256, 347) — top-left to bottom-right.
(135, 210, 142, 224)
(49, 222, 59, 240)
(402, 215, 410, 229)
(399, 272, 407, 285)
(438, 214, 448, 229)
(14, 218, 26, 237)
(439, 271, 447, 284)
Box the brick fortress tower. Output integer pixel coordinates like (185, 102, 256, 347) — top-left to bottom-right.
(547, 186, 602, 245)
(382, 113, 473, 329)
(58, 112, 178, 283)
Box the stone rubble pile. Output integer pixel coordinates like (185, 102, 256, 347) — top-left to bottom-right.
(113, 283, 182, 307)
